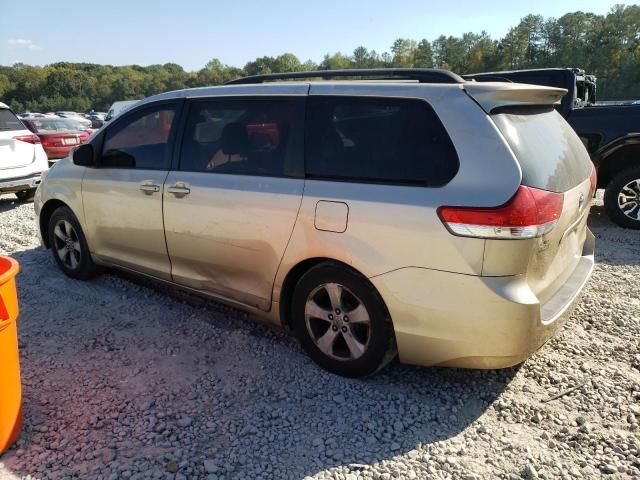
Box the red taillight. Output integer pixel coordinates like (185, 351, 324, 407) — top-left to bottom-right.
(589, 164, 597, 196)
(13, 134, 41, 144)
(438, 185, 564, 239)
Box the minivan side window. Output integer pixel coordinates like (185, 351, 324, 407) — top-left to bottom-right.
(179, 98, 304, 177)
(305, 96, 459, 186)
(101, 104, 177, 169)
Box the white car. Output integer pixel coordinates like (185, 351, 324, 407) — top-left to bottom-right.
(18, 112, 47, 119)
(0, 102, 49, 201)
(104, 100, 140, 122)
(55, 111, 92, 128)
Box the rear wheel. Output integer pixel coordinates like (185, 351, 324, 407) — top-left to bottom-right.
(292, 262, 396, 377)
(604, 166, 640, 229)
(48, 206, 98, 279)
(15, 188, 36, 203)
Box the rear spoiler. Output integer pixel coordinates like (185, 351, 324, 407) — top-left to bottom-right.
(463, 82, 567, 113)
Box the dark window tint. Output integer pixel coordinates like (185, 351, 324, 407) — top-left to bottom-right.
(492, 108, 592, 192)
(305, 96, 459, 186)
(179, 98, 303, 177)
(102, 105, 176, 169)
(0, 109, 25, 131)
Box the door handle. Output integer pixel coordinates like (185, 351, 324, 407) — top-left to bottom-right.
(167, 182, 191, 197)
(139, 183, 160, 195)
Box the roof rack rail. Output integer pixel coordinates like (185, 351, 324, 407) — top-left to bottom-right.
(225, 68, 465, 85)
(462, 74, 514, 83)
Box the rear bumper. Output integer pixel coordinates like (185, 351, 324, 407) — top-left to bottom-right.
(0, 174, 42, 193)
(44, 146, 72, 160)
(371, 229, 595, 369)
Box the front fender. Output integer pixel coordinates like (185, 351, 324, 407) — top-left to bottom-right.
(593, 133, 640, 164)
(35, 158, 86, 243)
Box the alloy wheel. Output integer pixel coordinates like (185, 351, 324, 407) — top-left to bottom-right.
(53, 219, 82, 270)
(304, 282, 371, 361)
(618, 178, 640, 221)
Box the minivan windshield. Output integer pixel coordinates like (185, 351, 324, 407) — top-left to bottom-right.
(492, 107, 592, 192)
(0, 109, 25, 131)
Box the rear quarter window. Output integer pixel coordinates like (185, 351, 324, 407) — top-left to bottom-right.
(0, 109, 25, 131)
(305, 96, 459, 186)
(492, 107, 592, 192)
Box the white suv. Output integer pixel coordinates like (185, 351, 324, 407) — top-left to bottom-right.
(0, 102, 49, 202)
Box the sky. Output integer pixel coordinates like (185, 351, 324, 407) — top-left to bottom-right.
(1, 0, 636, 71)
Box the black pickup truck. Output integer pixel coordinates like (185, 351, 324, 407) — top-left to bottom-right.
(465, 68, 640, 229)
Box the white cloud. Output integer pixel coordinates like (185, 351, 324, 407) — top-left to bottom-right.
(7, 38, 41, 51)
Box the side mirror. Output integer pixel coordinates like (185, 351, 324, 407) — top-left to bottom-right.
(72, 143, 95, 167)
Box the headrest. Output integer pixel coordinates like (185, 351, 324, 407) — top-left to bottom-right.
(221, 122, 248, 155)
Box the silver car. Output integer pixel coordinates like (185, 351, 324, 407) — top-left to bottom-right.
(35, 69, 595, 377)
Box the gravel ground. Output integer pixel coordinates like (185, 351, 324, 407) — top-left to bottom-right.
(0, 193, 638, 480)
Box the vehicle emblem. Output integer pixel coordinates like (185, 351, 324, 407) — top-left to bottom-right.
(578, 192, 585, 209)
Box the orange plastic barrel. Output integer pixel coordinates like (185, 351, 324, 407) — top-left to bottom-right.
(0, 256, 21, 454)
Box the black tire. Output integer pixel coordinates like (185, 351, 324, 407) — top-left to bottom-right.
(15, 188, 36, 203)
(292, 262, 396, 377)
(48, 206, 98, 280)
(604, 166, 640, 229)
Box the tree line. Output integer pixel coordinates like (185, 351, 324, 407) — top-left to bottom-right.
(1, 4, 638, 113)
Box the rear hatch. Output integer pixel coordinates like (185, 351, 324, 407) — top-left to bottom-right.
(464, 82, 593, 303)
(491, 108, 593, 302)
(0, 108, 36, 170)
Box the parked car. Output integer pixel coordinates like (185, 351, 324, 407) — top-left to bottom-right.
(85, 115, 104, 129)
(84, 111, 107, 121)
(22, 118, 91, 163)
(54, 111, 92, 128)
(104, 101, 140, 122)
(18, 112, 47, 120)
(35, 69, 595, 377)
(0, 102, 48, 202)
(465, 68, 640, 229)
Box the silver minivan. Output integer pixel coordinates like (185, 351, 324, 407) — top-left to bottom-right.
(35, 69, 595, 377)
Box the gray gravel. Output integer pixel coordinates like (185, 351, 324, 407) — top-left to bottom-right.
(0, 192, 638, 480)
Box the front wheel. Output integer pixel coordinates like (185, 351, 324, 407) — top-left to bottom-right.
(48, 206, 98, 279)
(292, 262, 396, 377)
(15, 188, 36, 203)
(604, 166, 640, 229)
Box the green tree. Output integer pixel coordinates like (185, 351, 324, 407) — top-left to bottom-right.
(390, 38, 417, 67)
(352, 46, 370, 68)
(244, 56, 276, 75)
(0, 74, 13, 98)
(319, 52, 352, 70)
(272, 53, 302, 72)
(414, 39, 434, 68)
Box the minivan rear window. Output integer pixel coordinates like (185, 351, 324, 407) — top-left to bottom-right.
(0, 109, 25, 131)
(492, 108, 592, 192)
(305, 96, 459, 186)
